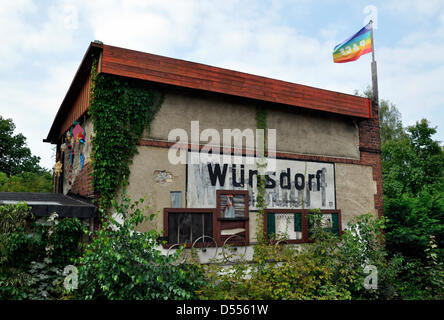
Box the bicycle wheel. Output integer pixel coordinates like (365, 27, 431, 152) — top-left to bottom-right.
(191, 235, 218, 263)
(222, 234, 248, 262)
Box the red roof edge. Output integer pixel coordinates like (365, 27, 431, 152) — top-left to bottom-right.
(44, 42, 103, 143)
(45, 42, 372, 143)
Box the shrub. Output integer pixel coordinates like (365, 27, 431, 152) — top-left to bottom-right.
(75, 192, 206, 300)
(199, 212, 403, 300)
(0, 203, 35, 299)
(34, 213, 86, 267)
(0, 203, 86, 299)
(384, 190, 444, 261)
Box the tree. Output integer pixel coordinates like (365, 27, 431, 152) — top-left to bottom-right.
(383, 119, 444, 260)
(355, 87, 405, 144)
(382, 119, 444, 198)
(0, 116, 44, 176)
(379, 100, 405, 144)
(0, 171, 52, 192)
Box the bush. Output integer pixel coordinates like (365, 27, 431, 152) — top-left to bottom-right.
(384, 190, 444, 261)
(0, 203, 86, 299)
(199, 212, 408, 300)
(34, 213, 86, 267)
(0, 203, 35, 299)
(75, 192, 206, 300)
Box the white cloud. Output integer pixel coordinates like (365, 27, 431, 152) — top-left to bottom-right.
(383, 0, 444, 17)
(0, 60, 79, 170)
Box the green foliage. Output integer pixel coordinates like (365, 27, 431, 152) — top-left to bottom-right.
(255, 104, 267, 134)
(75, 192, 206, 300)
(377, 235, 443, 300)
(0, 202, 33, 234)
(355, 87, 405, 144)
(380, 116, 444, 298)
(36, 213, 86, 267)
(382, 119, 444, 198)
(200, 210, 441, 300)
(0, 203, 86, 299)
(254, 104, 268, 245)
(26, 258, 65, 300)
(379, 99, 405, 144)
(199, 213, 399, 300)
(384, 191, 444, 260)
(0, 171, 52, 192)
(382, 119, 444, 263)
(88, 60, 163, 211)
(0, 203, 34, 299)
(0, 203, 40, 269)
(0, 116, 44, 176)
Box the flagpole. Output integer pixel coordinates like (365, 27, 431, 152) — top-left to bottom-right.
(370, 20, 379, 109)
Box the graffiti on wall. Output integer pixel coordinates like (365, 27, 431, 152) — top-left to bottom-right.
(186, 151, 335, 210)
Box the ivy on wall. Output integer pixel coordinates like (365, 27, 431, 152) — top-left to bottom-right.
(255, 104, 268, 244)
(88, 57, 164, 212)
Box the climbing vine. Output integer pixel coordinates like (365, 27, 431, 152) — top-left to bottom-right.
(254, 104, 268, 245)
(88, 57, 164, 212)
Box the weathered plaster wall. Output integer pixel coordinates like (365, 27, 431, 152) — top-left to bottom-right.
(267, 108, 360, 159)
(147, 89, 360, 159)
(125, 146, 186, 233)
(130, 89, 376, 236)
(62, 118, 94, 196)
(127, 145, 378, 238)
(147, 89, 257, 147)
(335, 163, 377, 227)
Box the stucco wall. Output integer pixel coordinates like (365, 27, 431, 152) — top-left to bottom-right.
(126, 145, 262, 237)
(125, 146, 186, 233)
(127, 145, 377, 238)
(147, 89, 257, 148)
(130, 89, 374, 236)
(335, 163, 377, 227)
(147, 89, 360, 159)
(267, 108, 360, 159)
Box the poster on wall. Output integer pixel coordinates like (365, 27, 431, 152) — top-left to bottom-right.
(186, 151, 335, 210)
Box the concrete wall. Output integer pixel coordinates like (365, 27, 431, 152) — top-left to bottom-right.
(124, 89, 377, 239)
(126, 146, 378, 238)
(147, 89, 360, 159)
(335, 163, 378, 226)
(267, 108, 360, 159)
(125, 146, 186, 233)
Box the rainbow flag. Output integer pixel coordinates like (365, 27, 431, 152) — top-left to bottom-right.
(333, 22, 372, 63)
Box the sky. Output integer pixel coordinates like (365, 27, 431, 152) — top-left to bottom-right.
(0, 0, 443, 170)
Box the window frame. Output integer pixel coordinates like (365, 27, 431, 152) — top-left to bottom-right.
(216, 190, 250, 246)
(163, 208, 217, 248)
(263, 209, 342, 244)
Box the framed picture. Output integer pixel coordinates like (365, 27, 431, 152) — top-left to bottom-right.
(215, 190, 249, 246)
(216, 190, 248, 219)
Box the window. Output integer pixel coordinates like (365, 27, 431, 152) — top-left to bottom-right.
(267, 212, 303, 241)
(264, 209, 341, 243)
(170, 191, 182, 208)
(163, 191, 253, 247)
(216, 190, 249, 246)
(217, 190, 248, 219)
(308, 211, 340, 237)
(163, 208, 215, 247)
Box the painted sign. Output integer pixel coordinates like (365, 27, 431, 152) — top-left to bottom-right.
(186, 151, 335, 210)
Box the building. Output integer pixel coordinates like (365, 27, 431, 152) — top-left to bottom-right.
(44, 42, 383, 258)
